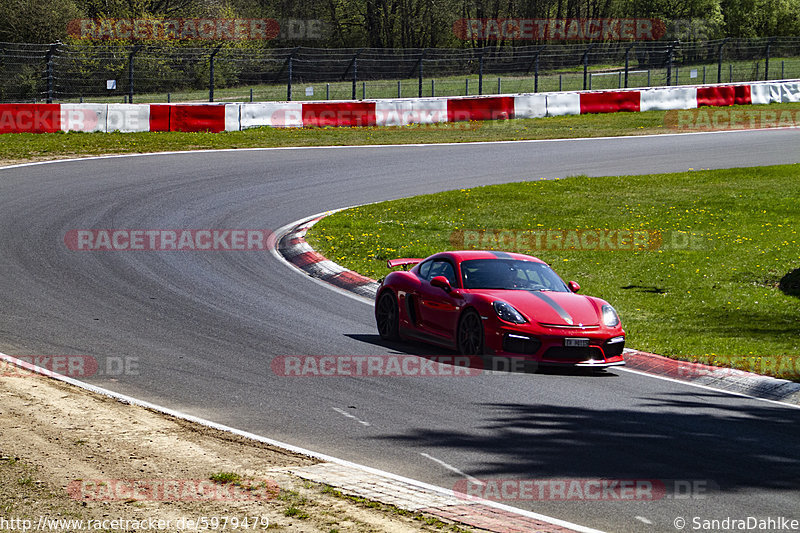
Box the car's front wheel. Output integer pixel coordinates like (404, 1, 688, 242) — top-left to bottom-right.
(376, 291, 400, 341)
(457, 309, 484, 355)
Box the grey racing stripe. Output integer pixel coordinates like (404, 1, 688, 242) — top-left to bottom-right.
(529, 291, 574, 325)
(489, 251, 513, 259)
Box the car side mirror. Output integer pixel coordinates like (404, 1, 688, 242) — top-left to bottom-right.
(568, 281, 581, 293)
(431, 275, 453, 292)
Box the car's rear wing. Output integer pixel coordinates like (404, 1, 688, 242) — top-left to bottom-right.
(386, 258, 423, 270)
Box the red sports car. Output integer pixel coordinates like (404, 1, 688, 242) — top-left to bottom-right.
(374, 250, 625, 367)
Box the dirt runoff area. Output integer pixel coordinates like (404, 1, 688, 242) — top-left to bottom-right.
(0, 369, 468, 533)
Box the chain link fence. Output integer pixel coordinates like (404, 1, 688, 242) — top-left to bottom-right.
(1, 38, 798, 104)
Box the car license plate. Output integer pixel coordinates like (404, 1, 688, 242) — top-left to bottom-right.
(564, 338, 590, 347)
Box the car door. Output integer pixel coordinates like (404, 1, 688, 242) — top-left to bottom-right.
(416, 259, 463, 340)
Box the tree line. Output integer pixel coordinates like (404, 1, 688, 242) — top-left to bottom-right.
(0, 0, 798, 46)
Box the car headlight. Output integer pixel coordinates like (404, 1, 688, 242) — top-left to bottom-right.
(602, 304, 620, 327)
(493, 301, 527, 324)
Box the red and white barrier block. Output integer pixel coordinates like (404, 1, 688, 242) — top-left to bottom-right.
(375, 98, 448, 126)
(513, 94, 547, 119)
(1, 79, 799, 134)
(149, 103, 239, 132)
(240, 102, 303, 128)
(545, 92, 581, 116)
(640, 87, 697, 111)
(781, 81, 800, 102)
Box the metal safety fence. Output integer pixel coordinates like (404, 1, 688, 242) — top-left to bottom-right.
(0, 38, 798, 104)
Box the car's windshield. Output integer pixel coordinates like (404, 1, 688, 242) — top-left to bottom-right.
(460, 259, 569, 291)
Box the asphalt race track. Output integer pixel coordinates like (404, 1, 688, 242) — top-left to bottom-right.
(2, 130, 800, 532)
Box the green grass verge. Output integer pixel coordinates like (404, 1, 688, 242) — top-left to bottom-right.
(2, 102, 800, 164)
(305, 164, 800, 380)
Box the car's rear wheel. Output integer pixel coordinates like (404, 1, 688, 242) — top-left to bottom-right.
(376, 291, 400, 341)
(457, 309, 484, 355)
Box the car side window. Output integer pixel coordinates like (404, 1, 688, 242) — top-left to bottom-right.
(428, 260, 457, 286)
(418, 260, 432, 280)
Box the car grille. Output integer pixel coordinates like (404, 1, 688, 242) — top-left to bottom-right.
(502, 334, 541, 355)
(543, 346, 604, 362)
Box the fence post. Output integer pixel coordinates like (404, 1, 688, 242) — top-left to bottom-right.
(287, 56, 293, 101)
(717, 38, 729, 84)
(128, 44, 142, 105)
(478, 48, 484, 95)
(352, 56, 358, 100)
(209, 44, 222, 102)
(666, 42, 675, 86)
(45, 43, 58, 103)
(764, 37, 776, 81)
(418, 50, 425, 98)
(534, 45, 545, 93)
(283, 47, 300, 102)
(624, 43, 635, 88)
(582, 43, 596, 90)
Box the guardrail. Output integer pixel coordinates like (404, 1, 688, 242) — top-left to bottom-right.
(1, 79, 798, 134)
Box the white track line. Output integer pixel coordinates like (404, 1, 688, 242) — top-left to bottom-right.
(420, 453, 485, 486)
(332, 407, 371, 427)
(618, 367, 800, 410)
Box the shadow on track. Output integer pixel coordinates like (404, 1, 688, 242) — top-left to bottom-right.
(369, 391, 800, 493)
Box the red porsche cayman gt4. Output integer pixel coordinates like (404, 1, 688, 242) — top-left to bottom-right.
(375, 250, 625, 367)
